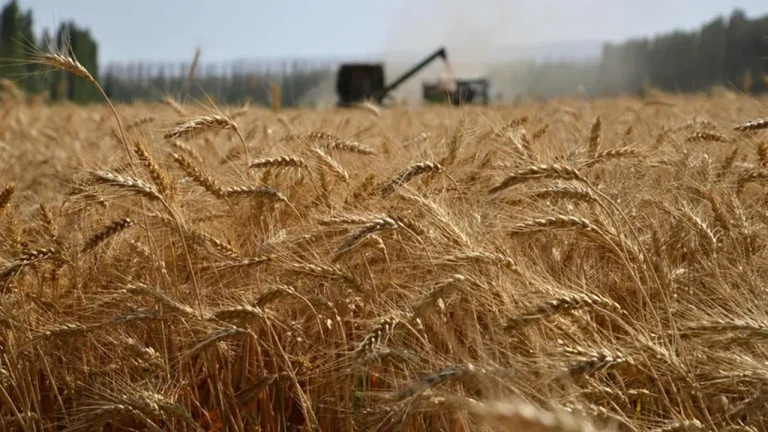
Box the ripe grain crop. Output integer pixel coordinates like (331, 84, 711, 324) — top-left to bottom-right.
(3, 59, 768, 431)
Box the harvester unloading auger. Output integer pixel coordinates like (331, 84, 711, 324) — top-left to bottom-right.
(335, 46, 489, 107)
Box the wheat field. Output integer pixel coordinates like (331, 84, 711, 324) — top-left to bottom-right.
(3, 56, 768, 431)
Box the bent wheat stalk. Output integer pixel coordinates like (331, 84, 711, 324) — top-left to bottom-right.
(380, 161, 444, 196)
(33, 50, 132, 162)
(381, 161, 461, 197)
(166, 114, 250, 159)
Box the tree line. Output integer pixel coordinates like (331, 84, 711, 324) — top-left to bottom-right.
(0, 0, 332, 106)
(596, 8, 768, 97)
(100, 59, 334, 107)
(497, 8, 768, 101)
(0, 0, 766, 106)
(0, 0, 100, 103)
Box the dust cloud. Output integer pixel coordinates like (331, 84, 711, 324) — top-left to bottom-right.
(379, 0, 508, 105)
(299, 0, 509, 108)
(298, 0, 594, 108)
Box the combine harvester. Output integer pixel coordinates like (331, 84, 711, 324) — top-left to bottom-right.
(334, 46, 489, 107)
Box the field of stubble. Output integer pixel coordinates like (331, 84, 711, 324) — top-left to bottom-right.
(2, 93, 768, 432)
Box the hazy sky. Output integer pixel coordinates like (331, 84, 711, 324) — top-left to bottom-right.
(15, 0, 768, 65)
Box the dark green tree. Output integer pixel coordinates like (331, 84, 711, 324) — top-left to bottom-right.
(52, 21, 100, 103)
(17, 8, 40, 93)
(697, 16, 727, 89)
(595, 8, 768, 97)
(0, 1, 47, 95)
(0, 1, 24, 82)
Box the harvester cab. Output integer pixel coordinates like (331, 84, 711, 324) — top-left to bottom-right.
(336, 47, 452, 107)
(335, 64, 386, 107)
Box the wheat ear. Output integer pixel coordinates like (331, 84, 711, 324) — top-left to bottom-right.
(737, 169, 768, 194)
(505, 293, 621, 331)
(248, 155, 308, 171)
(133, 139, 171, 197)
(34, 50, 131, 162)
(490, 164, 583, 194)
(356, 317, 399, 357)
(507, 183, 596, 205)
(169, 140, 203, 164)
(685, 131, 730, 143)
(171, 153, 225, 199)
(127, 116, 156, 130)
(472, 399, 607, 432)
(326, 138, 376, 155)
(588, 116, 601, 157)
(562, 347, 633, 378)
(380, 161, 444, 196)
(82, 218, 136, 254)
(755, 142, 768, 169)
(162, 96, 186, 115)
(582, 147, 642, 168)
(165, 115, 236, 141)
(310, 147, 350, 184)
(735, 118, 768, 133)
(334, 216, 403, 261)
(508, 215, 593, 234)
(0, 184, 13, 215)
(167, 114, 251, 159)
(88, 171, 164, 202)
(0, 247, 57, 287)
